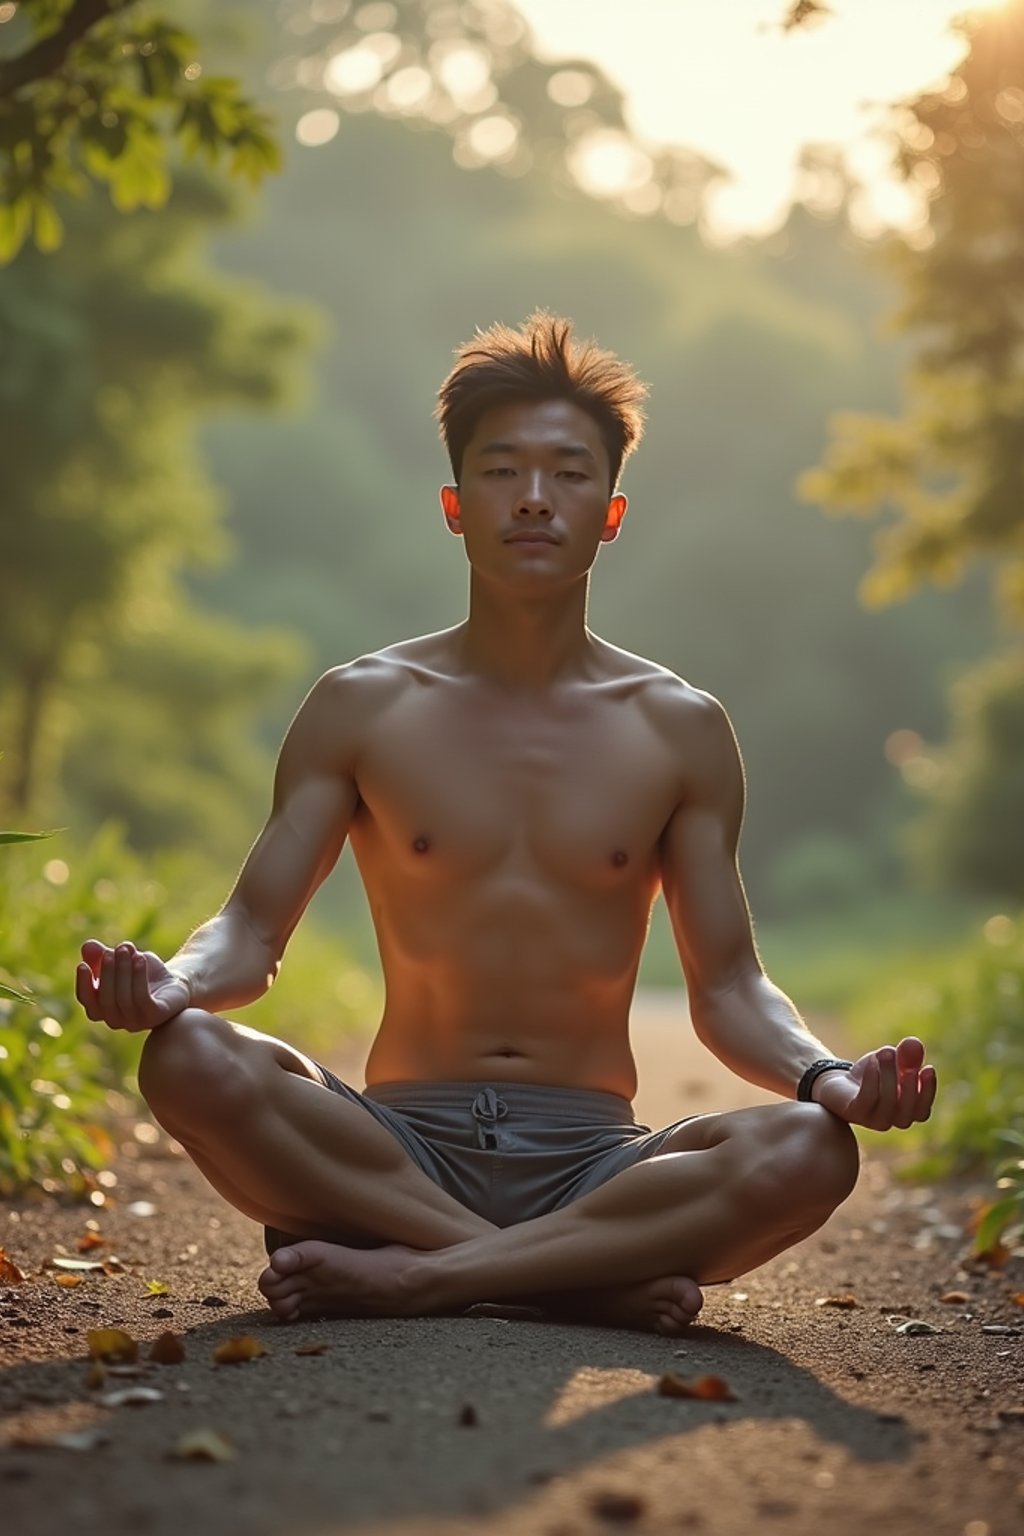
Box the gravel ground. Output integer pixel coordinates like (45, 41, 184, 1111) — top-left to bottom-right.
(1, 997, 1022, 1536)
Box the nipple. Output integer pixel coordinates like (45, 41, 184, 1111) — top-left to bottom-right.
(611, 849, 629, 868)
(413, 835, 431, 854)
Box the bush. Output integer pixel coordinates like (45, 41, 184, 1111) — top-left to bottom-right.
(844, 913, 1024, 1247)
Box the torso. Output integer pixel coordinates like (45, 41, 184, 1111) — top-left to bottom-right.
(342, 630, 697, 1099)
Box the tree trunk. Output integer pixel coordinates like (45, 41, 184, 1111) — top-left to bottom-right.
(8, 658, 53, 816)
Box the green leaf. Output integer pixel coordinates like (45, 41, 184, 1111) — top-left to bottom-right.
(32, 196, 64, 253)
(973, 1195, 1019, 1255)
(0, 981, 34, 1004)
(0, 830, 57, 845)
(0, 197, 32, 264)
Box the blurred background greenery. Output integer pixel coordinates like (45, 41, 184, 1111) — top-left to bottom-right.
(1, 0, 1021, 1235)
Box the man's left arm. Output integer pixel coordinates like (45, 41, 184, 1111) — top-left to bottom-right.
(658, 688, 936, 1131)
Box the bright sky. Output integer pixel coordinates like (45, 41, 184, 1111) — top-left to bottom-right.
(512, 0, 998, 240)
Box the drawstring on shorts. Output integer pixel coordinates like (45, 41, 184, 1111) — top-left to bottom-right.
(470, 1088, 509, 1150)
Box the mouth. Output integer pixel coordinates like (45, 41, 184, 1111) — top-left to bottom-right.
(505, 533, 559, 545)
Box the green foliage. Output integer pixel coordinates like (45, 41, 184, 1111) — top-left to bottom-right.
(0, 823, 194, 1194)
(909, 649, 1024, 903)
(844, 918, 1024, 1208)
(0, 169, 315, 833)
(799, 2, 1024, 618)
(0, 0, 280, 263)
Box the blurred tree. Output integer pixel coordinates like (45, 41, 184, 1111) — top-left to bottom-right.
(0, 0, 279, 262)
(798, 2, 1024, 899)
(909, 649, 1024, 904)
(799, 2, 1024, 617)
(0, 173, 315, 842)
(277, 0, 722, 226)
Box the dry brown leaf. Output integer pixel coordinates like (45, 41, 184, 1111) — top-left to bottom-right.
(87, 1327, 139, 1362)
(212, 1336, 266, 1365)
(656, 1372, 738, 1401)
(55, 1273, 85, 1288)
(86, 1359, 107, 1390)
(0, 1248, 28, 1285)
(939, 1290, 971, 1305)
(1010, 1293, 1024, 1308)
(172, 1429, 236, 1463)
(101, 1257, 127, 1275)
(149, 1331, 186, 1365)
(815, 1294, 860, 1309)
(76, 1231, 105, 1253)
(293, 1342, 329, 1357)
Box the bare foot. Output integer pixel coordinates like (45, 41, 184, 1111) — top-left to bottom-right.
(538, 1276, 704, 1335)
(257, 1240, 423, 1323)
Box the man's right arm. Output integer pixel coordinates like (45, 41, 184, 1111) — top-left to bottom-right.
(77, 666, 365, 1032)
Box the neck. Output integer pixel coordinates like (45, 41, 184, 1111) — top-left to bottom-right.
(457, 573, 595, 689)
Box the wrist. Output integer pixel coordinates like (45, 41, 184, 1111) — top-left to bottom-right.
(797, 1058, 853, 1103)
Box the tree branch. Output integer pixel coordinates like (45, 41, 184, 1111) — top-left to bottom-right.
(0, 0, 140, 100)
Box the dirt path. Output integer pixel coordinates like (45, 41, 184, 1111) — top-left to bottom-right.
(2, 991, 1022, 1536)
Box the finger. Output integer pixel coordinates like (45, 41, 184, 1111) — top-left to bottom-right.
(75, 962, 100, 1020)
(893, 1071, 919, 1130)
(131, 951, 154, 1020)
(94, 945, 123, 1025)
(849, 1054, 881, 1124)
(896, 1037, 925, 1074)
(874, 1047, 899, 1128)
(914, 1066, 937, 1123)
(80, 939, 106, 976)
(113, 944, 137, 1020)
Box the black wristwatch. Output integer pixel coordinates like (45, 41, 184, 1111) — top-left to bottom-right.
(797, 1058, 853, 1102)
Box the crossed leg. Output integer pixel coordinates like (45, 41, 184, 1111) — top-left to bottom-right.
(139, 1009, 860, 1334)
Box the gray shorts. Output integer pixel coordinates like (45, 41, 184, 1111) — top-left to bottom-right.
(264, 1070, 698, 1254)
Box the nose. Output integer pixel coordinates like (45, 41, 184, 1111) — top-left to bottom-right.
(514, 470, 552, 517)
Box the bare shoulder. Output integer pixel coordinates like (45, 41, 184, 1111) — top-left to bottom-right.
(593, 641, 741, 802)
(296, 631, 458, 753)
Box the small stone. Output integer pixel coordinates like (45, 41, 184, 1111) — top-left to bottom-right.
(199, 1295, 228, 1308)
(458, 1403, 479, 1427)
(589, 1489, 645, 1522)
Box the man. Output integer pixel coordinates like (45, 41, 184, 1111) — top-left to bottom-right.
(76, 313, 936, 1336)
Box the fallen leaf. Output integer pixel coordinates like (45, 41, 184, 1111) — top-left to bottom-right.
(589, 1490, 646, 1522)
(87, 1328, 138, 1362)
(1010, 1293, 1024, 1308)
(981, 1324, 1022, 1336)
(939, 1290, 970, 1305)
(53, 1257, 105, 1273)
(145, 1280, 169, 1296)
(656, 1372, 738, 1401)
(99, 1386, 164, 1408)
(212, 1336, 266, 1365)
(149, 1331, 186, 1364)
(891, 1318, 942, 1336)
(101, 1257, 127, 1275)
(76, 1231, 105, 1253)
(86, 1360, 107, 1390)
(815, 1294, 859, 1309)
(0, 1247, 28, 1285)
(55, 1273, 85, 1288)
(293, 1342, 329, 1356)
(171, 1429, 236, 1463)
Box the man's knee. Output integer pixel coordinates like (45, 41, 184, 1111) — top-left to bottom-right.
(138, 1008, 255, 1131)
(737, 1102, 859, 1215)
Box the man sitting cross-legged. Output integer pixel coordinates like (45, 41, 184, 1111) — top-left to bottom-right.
(76, 313, 936, 1336)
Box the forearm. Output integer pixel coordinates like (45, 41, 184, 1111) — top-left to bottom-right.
(690, 971, 842, 1100)
(167, 908, 279, 1014)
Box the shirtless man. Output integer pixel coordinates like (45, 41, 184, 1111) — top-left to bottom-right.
(76, 313, 936, 1336)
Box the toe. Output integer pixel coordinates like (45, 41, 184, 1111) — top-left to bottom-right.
(270, 1245, 302, 1275)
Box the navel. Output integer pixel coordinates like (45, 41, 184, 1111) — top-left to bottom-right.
(611, 849, 629, 868)
(413, 835, 431, 854)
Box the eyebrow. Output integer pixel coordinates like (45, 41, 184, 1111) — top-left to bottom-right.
(475, 441, 597, 463)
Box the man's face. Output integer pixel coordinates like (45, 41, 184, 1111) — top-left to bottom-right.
(440, 398, 627, 586)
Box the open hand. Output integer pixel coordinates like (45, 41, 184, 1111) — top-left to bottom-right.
(813, 1037, 936, 1129)
(76, 939, 191, 1033)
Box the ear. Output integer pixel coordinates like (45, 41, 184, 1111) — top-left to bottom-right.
(599, 492, 628, 544)
(440, 484, 462, 537)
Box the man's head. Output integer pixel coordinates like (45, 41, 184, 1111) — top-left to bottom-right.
(436, 311, 647, 495)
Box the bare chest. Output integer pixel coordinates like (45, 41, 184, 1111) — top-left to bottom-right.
(350, 687, 679, 887)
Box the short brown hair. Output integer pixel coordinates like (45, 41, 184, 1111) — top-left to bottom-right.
(436, 311, 647, 491)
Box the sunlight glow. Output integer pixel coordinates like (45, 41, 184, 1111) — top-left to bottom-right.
(514, 0, 998, 239)
(295, 108, 341, 146)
